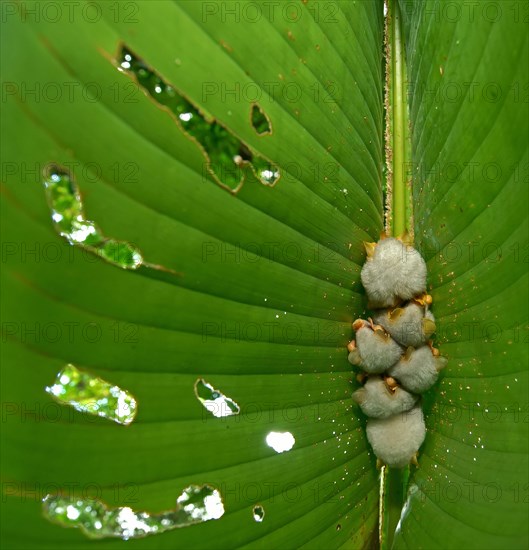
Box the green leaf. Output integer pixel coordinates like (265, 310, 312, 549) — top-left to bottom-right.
(392, 1, 529, 548)
(1, 1, 384, 548)
(2, 1, 528, 548)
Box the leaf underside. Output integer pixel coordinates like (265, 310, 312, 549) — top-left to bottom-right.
(393, 1, 529, 548)
(1, 1, 527, 549)
(1, 1, 384, 548)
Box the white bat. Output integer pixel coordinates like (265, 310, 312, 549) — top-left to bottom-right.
(373, 297, 436, 348)
(347, 318, 403, 373)
(352, 376, 418, 419)
(366, 405, 426, 468)
(361, 236, 427, 308)
(388, 345, 448, 394)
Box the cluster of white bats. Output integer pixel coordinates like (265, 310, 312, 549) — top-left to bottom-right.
(348, 235, 447, 468)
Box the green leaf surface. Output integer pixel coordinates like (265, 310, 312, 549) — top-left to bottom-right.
(1, 1, 384, 548)
(393, 1, 529, 548)
(2, 0, 528, 548)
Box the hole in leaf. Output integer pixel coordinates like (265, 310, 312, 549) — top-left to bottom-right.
(45, 364, 137, 425)
(116, 46, 280, 192)
(42, 485, 224, 539)
(265, 431, 295, 453)
(252, 505, 265, 522)
(43, 165, 143, 270)
(250, 103, 272, 135)
(194, 378, 240, 418)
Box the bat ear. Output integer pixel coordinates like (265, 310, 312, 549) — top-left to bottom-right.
(373, 326, 389, 340)
(422, 318, 436, 337)
(356, 372, 368, 384)
(410, 453, 420, 467)
(403, 346, 414, 360)
(352, 387, 367, 405)
(384, 376, 398, 393)
(352, 319, 364, 332)
(428, 342, 440, 356)
(363, 241, 377, 259)
(414, 293, 433, 306)
(398, 231, 413, 247)
(389, 307, 404, 321)
(368, 318, 385, 336)
(435, 357, 448, 372)
(347, 340, 356, 352)
(348, 349, 363, 366)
